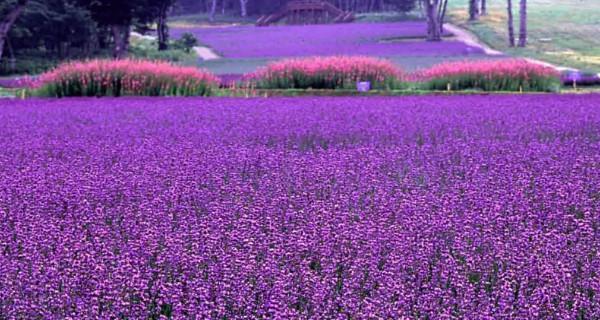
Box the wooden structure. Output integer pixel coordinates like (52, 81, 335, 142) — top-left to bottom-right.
(256, 1, 354, 26)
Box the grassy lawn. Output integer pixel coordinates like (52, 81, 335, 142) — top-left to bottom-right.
(447, 0, 600, 72)
(199, 58, 273, 75)
(169, 13, 257, 28)
(0, 88, 18, 98)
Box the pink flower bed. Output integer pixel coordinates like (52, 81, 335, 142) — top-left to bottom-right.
(416, 59, 558, 80)
(414, 59, 560, 91)
(245, 56, 405, 90)
(37, 59, 219, 97)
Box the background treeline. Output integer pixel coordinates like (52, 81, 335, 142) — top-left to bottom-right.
(1, 0, 178, 74)
(173, 0, 418, 16)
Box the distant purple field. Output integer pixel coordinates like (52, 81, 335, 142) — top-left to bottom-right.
(1, 95, 599, 318)
(172, 22, 485, 58)
(0, 77, 29, 89)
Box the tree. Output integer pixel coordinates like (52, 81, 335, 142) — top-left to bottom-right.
(156, 2, 170, 50)
(469, 0, 479, 21)
(209, 0, 218, 21)
(239, 0, 249, 17)
(79, 0, 177, 57)
(507, 0, 515, 46)
(391, 0, 418, 12)
(78, 0, 137, 58)
(0, 0, 28, 61)
(518, 0, 527, 47)
(438, 0, 449, 34)
(147, 0, 177, 51)
(422, 0, 447, 41)
(480, 0, 487, 15)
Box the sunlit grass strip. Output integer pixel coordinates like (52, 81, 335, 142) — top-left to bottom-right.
(415, 59, 561, 92)
(245, 56, 406, 90)
(36, 59, 219, 97)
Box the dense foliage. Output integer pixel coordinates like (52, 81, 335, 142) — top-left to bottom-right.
(0, 95, 599, 318)
(416, 59, 560, 92)
(174, 0, 419, 16)
(246, 56, 404, 90)
(36, 59, 218, 97)
(1, 0, 182, 75)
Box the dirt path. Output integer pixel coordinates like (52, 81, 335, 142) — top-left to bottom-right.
(194, 46, 221, 60)
(444, 23, 503, 56)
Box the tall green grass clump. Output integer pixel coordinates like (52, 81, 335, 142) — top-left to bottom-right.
(245, 56, 405, 90)
(36, 59, 219, 97)
(416, 59, 560, 92)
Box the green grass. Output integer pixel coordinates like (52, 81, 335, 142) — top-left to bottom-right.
(169, 13, 257, 28)
(0, 87, 16, 98)
(0, 54, 62, 76)
(446, 0, 600, 72)
(355, 10, 424, 22)
(213, 87, 600, 97)
(129, 35, 199, 66)
(198, 58, 273, 75)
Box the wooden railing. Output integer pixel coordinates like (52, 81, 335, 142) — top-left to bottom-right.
(256, 1, 354, 26)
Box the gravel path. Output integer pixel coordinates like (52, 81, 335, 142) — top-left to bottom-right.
(194, 46, 221, 60)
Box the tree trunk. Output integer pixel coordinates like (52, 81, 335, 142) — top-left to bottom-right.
(481, 0, 487, 15)
(469, 0, 480, 21)
(157, 5, 169, 51)
(240, 0, 248, 17)
(209, 0, 217, 21)
(424, 0, 441, 41)
(518, 0, 527, 47)
(0, 36, 5, 62)
(507, 0, 515, 47)
(438, 0, 449, 34)
(0, 0, 28, 61)
(112, 25, 130, 59)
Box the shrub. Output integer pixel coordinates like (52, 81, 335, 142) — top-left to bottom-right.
(172, 33, 199, 53)
(415, 59, 560, 92)
(245, 56, 405, 90)
(129, 35, 197, 66)
(36, 59, 219, 97)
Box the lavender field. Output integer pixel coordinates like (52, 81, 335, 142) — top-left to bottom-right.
(173, 22, 483, 59)
(0, 95, 598, 318)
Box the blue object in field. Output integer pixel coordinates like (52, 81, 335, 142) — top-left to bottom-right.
(566, 71, 582, 82)
(357, 81, 371, 92)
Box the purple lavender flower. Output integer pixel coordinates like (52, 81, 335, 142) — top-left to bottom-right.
(172, 22, 484, 58)
(0, 95, 598, 318)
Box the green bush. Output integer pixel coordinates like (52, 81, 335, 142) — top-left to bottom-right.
(246, 56, 405, 90)
(417, 59, 561, 92)
(172, 33, 199, 53)
(36, 59, 219, 97)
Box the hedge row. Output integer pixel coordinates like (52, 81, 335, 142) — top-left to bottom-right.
(36, 59, 219, 97)
(28, 57, 562, 97)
